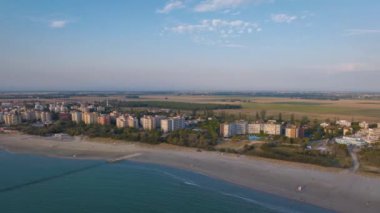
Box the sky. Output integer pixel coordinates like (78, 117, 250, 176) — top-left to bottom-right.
(1, 0, 380, 91)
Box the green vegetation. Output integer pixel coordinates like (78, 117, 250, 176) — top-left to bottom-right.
(359, 143, 380, 172)
(242, 142, 352, 168)
(14, 121, 162, 144)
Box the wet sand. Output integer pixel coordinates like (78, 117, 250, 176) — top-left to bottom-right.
(0, 133, 379, 213)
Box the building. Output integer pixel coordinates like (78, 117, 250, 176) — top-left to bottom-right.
(248, 123, 263, 134)
(235, 121, 248, 135)
(220, 123, 228, 137)
(320, 122, 330, 128)
(20, 110, 36, 121)
(140, 115, 156, 130)
(83, 112, 98, 125)
(263, 123, 282, 135)
(40, 112, 52, 124)
(336, 120, 351, 127)
(116, 116, 127, 128)
(71, 111, 83, 123)
(161, 116, 185, 133)
(59, 112, 71, 121)
(359, 121, 369, 129)
(335, 137, 367, 146)
(343, 127, 353, 136)
(285, 126, 304, 138)
(4, 113, 20, 126)
(97, 114, 110, 126)
(127, 116, 139, 128)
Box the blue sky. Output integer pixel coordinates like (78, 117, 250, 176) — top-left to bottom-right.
(1, 0, 380, 91)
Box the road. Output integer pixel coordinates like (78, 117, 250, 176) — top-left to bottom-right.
(348, 146, 360, 173)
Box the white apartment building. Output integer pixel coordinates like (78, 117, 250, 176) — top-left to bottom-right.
(263, 123, 282, 135)
(4, 113, 20, 126)
(71, 111, 82, 123)
(248, 123, 264, 134)
(40, 112, 52, 123)
(83, 112, 98, 125)
(127, 116, 139, 128)
(116, 116, 127, 128)
(235, 121, 248, 135)
(161, 116, 185, 133)
(140, 116, 156, 130)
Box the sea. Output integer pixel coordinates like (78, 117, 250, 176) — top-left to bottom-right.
(0, 151, 333, 213)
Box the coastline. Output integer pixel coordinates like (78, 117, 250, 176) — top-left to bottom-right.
(1, 133, 379, 213)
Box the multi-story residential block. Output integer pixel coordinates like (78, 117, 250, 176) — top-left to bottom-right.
(140, 115, 156, 130)
(4, 113, 20, 126)
(21, 110, 36, 121)
(220, 123, 236, 138)
(248, 123, 263, 134)
(40, 112, 52, 123)
(127, 116, 139, 128)
(235, 121, 248, 135)
(83, 112, 98, 125)
(97, 114, 110, 126)
(285, 125, 304, 138)
(161, 116, 185, 133)
(116, 116, 127, 128)
(263, 123, 282, 135)
(71, 111, 83, 123)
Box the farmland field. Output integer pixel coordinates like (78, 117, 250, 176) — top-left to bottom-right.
(133, 95, 380, 122)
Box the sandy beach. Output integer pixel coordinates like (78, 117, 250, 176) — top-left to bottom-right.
(0, 133, 379, 213)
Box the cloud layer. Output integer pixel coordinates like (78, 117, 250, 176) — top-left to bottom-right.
(271, 14, 297, 23)
(157, 1, 185, 14)
(49, 20, 68, 28)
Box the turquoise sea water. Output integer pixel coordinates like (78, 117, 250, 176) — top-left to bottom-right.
(0, 151, 333, 213)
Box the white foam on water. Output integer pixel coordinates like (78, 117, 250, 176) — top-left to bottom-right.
(221, 192, 300, 213)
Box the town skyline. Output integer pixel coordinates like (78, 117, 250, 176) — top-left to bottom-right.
(1, 0, 380, 91)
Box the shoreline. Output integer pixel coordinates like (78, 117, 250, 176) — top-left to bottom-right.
(1, 133, 380, 213)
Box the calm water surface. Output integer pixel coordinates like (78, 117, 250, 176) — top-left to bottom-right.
(0, 151, 333, 213)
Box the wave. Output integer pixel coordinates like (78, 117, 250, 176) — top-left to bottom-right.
(221, 192, 300, 213)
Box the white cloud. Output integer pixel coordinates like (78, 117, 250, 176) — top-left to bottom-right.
(344, 29, 380, 36)
(49, 20, 68, 28)
(271, 13, 297, 23)
(194, 0, 270, 12)
(166, 19, 260, 47)
(157, 1, 185, 14)
(169, 19, 260, 34)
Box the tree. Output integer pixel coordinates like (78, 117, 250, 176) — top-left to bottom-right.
(255, 112, 260, 121)
(290, 114, 295, 124)
(260, 110, 266, 121)
(301, 116, 309, 125)
(278, 113, 283, 122)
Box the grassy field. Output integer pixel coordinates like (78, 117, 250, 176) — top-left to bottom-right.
(132, 95, 380, 122)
